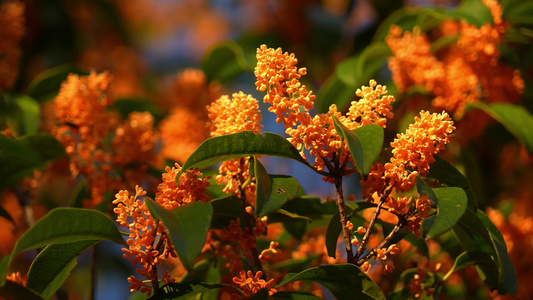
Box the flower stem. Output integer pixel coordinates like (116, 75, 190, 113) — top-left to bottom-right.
(334, 175, 355, 264)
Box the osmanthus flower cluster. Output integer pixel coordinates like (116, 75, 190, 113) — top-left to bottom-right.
(385, 0, 523, 141)
(52, 71, 159, 207)
(255, 44, 395, 175)
(112, 166, 210, 296)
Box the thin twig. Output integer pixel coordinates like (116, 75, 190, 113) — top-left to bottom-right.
(355, 185, 394, 261)
(356, 215, 406, 265)
(334, 176, 355, 264)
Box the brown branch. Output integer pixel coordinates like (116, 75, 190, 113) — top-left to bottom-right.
(355, 185, 394, 261)
(356, 215, 406, 265)
(334, 176, 355, 264)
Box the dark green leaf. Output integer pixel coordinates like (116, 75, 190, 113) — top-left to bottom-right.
(210, 196, 245, 228)
(254, 157, 272, 218)
(415, 176, 437, 204)
(316, 74, 356, 113)
(259, 176, 301, 217)
(249, 288, 270, 300)
(0, 134, 65, 192)
(428, 156, 477, 211)
(0, 280, 43, 300)
(276, 264, 385, 300)
(145, 200, 213, 270)
(148, 281, 244, 300)
(278, 196, 338, 218)
(0, 208, 126, 286)
(422, 187, 467, 239)
(272, 254, 322, 273)
(471, 102, 533, 154)
(112, 98, 165, 123)
(273, 291, 323, 300)
(179, 131, 316, 182)
(451, 0, 494, 26)
(444, 251, 494, 280)
(503, 0, 533, 25)
(356, 42, 392, 81)
(69, 179, 88, 208)
(373, 7, 420, 42)
(325, 212, 343, 258)
(201, 41, 251, 83)
(283, 219, 308, 241)
(25, 65, 89, 103)
(332, 117, 384, 175)
(26, 240, 99, 299)
(385, 287, 411, 300)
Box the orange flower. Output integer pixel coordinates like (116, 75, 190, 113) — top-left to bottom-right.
(6, 271, 27, 287)
(207, 91, 263, 136)
(113, 112, 158, 165)
(232, 270, 277, 298)
(255, 44, 314, 128)
(155, 163, 210, 210)
(0, 0, 24, 90)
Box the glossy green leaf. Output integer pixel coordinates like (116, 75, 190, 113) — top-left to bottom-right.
(0, 280, 43, 300)
(201, 41, 251, 83)
(210, 196, 245, 228)
(145, 200, 212, 270)
(179, 131, 317, 181)
(422, 187, 467, 240)
(147, 281, 244, 300)
(277, 264, 385, 300)
(25, 65, 89, 103)
(0, 208, 126, 286)
(259, 176, 301, 218)
(428, 156, 477, 211)
(273, 291, 323, 300)
(26, 240, 99, 299)
(471, 102, 533, 154)
(316, 73, 356, 113)
(254, 157, 272, 218)
(451, 0, 494, 26)
(0, 134, 65, 192)
(333, 117, 384, 175)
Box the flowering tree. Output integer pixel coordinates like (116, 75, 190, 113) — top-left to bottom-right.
(1, 0, 532, 299)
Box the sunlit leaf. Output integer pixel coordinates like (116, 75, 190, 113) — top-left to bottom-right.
(503, 0, 533, 25)
(333, 117, 384, 175)
(259, 175, 301, 218)
(26, 240, 99, 299)
(6, 95, 40, 136)
(450, 0, 494, 26)
(277, 264, 385, 300)
(145, 200, 212, 270)
(179, 131, 316, 182)
(422, 187, 467, 239)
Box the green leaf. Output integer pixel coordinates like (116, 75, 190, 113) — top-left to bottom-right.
(332, 117, 384, 175)
(0, 208, 126, 286)
(145, 200, 213, 270)
(25, 65, 89, 103)
(428, 156, 477, 211)
(0, 133, 65, 192)
(451, 0, 494, 26)
(430, 35, 459, 52)
(283, 219, 308, 241)
(277, 264, 385, 300)
(471, 102, 533, 154)
(249, 288, 270, 300)
(210, 196, 245, 228)
(272, 254, 322, 273)
(355, 42, 392, 82)
(316, 74, 356, 114)
(201, 41, 251, 83)
(385, 287, 411, 300)
(179, 131, 316, 180)
(26, 240, 99, 299)
(147, 281, 244, 300)
(6, 95, 40, 136)
(373, 7, 420, 42)
(273, 291, 323, 300)
(69, 179, 88, 208)
(325, 212, 343, 258)
(503, 0, 533, 25)
(112, 98, 165, 123)
(422, 187, 467, 240)
(336, 55, 360, 87)
(444, 251, 495, 280)
(0, 280, 43, 300)
(254, 157, 272, 218)
(415, 176, 438, 204)
(259, 176, 301, 218)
